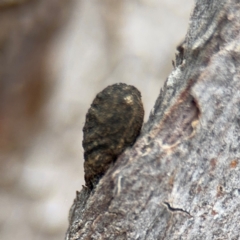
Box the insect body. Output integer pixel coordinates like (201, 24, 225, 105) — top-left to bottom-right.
(83, 83, 144, 189)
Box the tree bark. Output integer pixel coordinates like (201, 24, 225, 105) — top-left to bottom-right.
(66, 0, 240, 239)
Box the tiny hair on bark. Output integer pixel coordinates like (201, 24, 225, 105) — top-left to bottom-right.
(66, 0, 240, 239)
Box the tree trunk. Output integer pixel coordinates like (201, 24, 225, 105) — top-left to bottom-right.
(66, 0, 240, 239)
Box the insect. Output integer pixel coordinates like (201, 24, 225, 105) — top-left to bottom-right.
(82, 83, 144, 189)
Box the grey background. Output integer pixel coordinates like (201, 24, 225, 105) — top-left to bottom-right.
(0, 1, 194, 239)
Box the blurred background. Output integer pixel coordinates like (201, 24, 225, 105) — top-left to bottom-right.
(0, 0, 194, 239)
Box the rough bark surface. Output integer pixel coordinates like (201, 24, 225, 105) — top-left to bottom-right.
(66, 0, 240, 239)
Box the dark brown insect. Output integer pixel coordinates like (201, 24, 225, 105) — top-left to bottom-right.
(82, 83, 144, 189)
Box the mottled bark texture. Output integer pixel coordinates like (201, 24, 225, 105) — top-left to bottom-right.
(66, 0, 240, 239)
